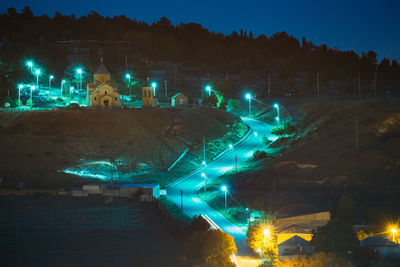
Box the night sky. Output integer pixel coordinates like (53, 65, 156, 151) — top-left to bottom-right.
(1, 0, 399, 61)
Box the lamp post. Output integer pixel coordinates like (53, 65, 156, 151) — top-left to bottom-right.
(126, 74, 131, 85)
(151, 82, 157, 96)
(27, 61, 33, 73)
(275, 116, 280, 126)
(18, 84, 23, 107)
(60, 80, 65, 97)
(221, 186, 227, 212)
(35, 69, 40, 87)
(229, 144, 235, 169)
(392, 228, 397, 243)
(206, 85, 212, 97)
(201, 173, 207, 193)
(274, 103, 280, 126)
(70, 86, 74, 99)
(30, 85, 35, 109)
(77, 68, 82, 91)
(48, 75, 54, 99)
(245, 93, 252, 116)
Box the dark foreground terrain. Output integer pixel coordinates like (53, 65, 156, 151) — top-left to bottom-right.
(0, 196, 183, 267)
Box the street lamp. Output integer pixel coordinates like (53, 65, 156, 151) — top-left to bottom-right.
(18, 84, 23, 107)
(221, 186, 227, 212)
(275, 116, 280, 126)
(201, 173, 207, 193)
(48, 75, 54, 99)
(60, 80, 65, 97)
(392, 228, 397, 243)
(274, 103, 280, 126)
(76, 68, 82, 91)
(30, 85, 36, 109)
(70, 86, 74, 99)
(126, 73, 131, 84)
(27, 61, 33, 73)
(35, 69, 40, 87)
(245, 93, 252, 116)
(206, 85, 212, 96)
(151, 82, 157, 96)
(229, 144, 235, 170)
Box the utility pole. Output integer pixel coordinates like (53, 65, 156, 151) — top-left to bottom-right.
(358, 72, 361, 98)
(355, 119, 359, 150)
(268, 75, 271, 97)
(164, 80, 168, 97)
(316, 72, 320, 98)
(374, 67, 378, 96)
(125, 54, 128, 72)
(180, 190, 183, 217)
(203, 136, 206, 164)
(235, 155, 238, 173)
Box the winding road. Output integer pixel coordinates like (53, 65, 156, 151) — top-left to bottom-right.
(166, 117, 275, 256)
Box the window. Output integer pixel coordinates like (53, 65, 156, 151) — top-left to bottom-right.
(105, 91, 107, 95)
(94, 97, 97, 101)
(115, 97, 117, 101)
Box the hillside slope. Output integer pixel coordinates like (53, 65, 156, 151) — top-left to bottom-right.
(0, 107, 248, 188)
(216, 98, 400, 219)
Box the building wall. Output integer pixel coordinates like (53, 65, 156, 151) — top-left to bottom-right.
(91, 84, 120, 108)
(142, 87, 154, 106)
(275, 211, 331, 230)
(277, 233, 313, 244)
(94, 73, 110, 83)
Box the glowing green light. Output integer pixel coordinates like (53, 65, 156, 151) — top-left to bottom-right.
(50, 75, 54, 79)
(76, 68, 82, 74)
(221, 186, 227, 192)
(151, 82, 157, 88)
(126, 74, 130, 79)
(245, 93, 251, 99)
(27, 61, 33, 67)
(35, 69, 40, 75)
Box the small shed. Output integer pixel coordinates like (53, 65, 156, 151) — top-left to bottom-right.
(119, 184, 160, 201)
(171, 93, 188, 107)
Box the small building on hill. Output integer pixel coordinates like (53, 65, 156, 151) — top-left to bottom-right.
(278, 235, 314, 260)
(87, 61, 120, 108)
(142, 86, 157, 107)
(171, 93, 188, 107)
(361, 236, 400, 259)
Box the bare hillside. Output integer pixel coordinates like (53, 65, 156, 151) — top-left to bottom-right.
(0, 107, 248, 188)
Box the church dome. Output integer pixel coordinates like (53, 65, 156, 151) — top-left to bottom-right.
(94, 63, 110, 75)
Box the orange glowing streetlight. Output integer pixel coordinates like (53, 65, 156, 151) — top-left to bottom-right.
(391, 228, 397, 243)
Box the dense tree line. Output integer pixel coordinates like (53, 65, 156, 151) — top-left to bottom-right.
(0, 6, 399, 99)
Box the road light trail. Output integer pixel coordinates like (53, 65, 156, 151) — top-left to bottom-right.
(167, 116, 274, 256)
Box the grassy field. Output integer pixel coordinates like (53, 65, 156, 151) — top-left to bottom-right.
(0, 195, 184, 266)
(0, 107, 248, 188)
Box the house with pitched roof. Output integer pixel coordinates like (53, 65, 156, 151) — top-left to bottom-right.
(87, 61, 120, 108)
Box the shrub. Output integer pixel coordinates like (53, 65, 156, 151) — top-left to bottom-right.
(253, 150, 267, 160)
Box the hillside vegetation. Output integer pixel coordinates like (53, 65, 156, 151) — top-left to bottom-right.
(0, 107, 248, 188)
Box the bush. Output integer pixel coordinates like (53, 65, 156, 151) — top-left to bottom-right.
(226, 99, 241, 113)
(253, 150, 267, 160)
(271, 122, 297, 137)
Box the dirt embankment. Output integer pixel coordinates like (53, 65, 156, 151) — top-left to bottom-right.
(0, 107, 248, 188)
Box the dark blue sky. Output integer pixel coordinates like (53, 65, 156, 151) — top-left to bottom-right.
(1, 0, 399, 61)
